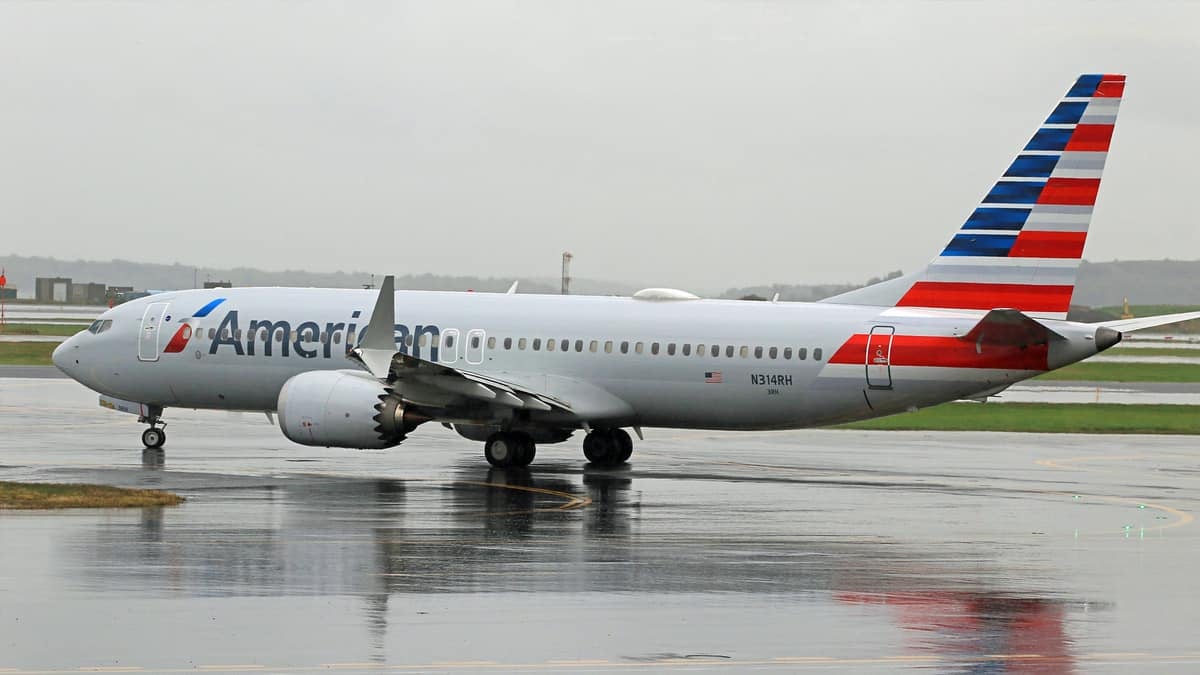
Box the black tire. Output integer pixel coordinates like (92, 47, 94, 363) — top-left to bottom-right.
(142, 427, 165, 449)
(612, 428, 634, 463)
(583, 431, 617, 465)
(484, 433, 516, 467)
(512, 433, 536, 467)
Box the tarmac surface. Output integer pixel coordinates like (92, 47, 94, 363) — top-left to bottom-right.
(2, 378, 1199, 673)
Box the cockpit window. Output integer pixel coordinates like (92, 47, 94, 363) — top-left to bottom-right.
(87, 320, 102, 333)
(86, 320, 113, 334)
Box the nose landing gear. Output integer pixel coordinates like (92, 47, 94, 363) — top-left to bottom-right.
(139, 406, 166, 449)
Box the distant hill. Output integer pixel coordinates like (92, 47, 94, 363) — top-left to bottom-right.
(2, 253, 1198, 307)
(0, 254, 638, 298)
(1073, 260, 1200, 307)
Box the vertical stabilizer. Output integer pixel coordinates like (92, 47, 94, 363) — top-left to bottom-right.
(824, 74, 1124, 319)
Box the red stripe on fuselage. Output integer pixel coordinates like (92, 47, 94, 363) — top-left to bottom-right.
(1008, 230, 1087, 258)
(1036, 177, 1101, 205)
(896, 282, 1073, 313)
(830, 333, 1049, 371)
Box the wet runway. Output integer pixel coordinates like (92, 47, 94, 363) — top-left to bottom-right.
(2, 379, 1199, 673)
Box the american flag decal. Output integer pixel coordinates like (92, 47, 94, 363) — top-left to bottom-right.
(704, 371, 723, 384)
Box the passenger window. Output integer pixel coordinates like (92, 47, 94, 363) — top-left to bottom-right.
(471, 335, 481, 349)
(739, 346, 748, 358)
(635, 342, 644, 354)
(697, 344, 705, 357)
(797, 347, 807, 360)
(546, 339, 555, 352)
(518, 338, 527, 350)
(208, 328, 216, 340)
(784, 347, 792, 359)
(487, 337, 496, 349)
(561, 339, 570, 352)
(404, 334, 413, 347)
(682, 344, 691, 356)
(725, 345, 734, 358)
(445, 335, 455, 349)
(769, 347, 778, 359)
(667, 343, 676, 356)
(620, 341, 629, 354)
(604, 341, 613, 353)
(236, 329, 242, 340)
(590, 340, 598, 352)
(346, 329, 356, 345)
(710, 345, 720, 357)
(651, 342, 660, 355)
(575, 340, 584, 352)
(420, 334, 428, 347)
(814, 348, 823, 361)
(504, 337, 512, 350)
(332, 331, 341, 345)
(754, 346, 762, 358)
(533, 338, 542, 351)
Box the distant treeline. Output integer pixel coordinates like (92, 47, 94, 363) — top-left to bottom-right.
(4, 254, 1200, 310)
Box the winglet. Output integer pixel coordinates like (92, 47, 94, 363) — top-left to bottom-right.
(350, 275, 397, 379)
(507, 280, 519, 295)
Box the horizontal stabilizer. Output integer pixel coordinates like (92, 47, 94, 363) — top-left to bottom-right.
(961, 308, 1065, 346)
(1095, 311, 1200, 333)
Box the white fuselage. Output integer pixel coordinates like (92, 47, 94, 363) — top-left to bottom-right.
(53, 287, 1104, 432)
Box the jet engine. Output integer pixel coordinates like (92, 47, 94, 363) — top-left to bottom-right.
(277, 370, 423, 448)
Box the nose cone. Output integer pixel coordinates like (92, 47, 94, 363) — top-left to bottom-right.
(1095, 326, 1122, 352)
(52, 336, 75, 374)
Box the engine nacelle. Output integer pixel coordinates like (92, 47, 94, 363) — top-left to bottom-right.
(277, 370, 421, 448)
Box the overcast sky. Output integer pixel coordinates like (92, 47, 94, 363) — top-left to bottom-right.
(2, 1, 1198, 291)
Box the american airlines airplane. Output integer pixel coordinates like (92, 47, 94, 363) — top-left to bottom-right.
(52, 73, 1200, 468)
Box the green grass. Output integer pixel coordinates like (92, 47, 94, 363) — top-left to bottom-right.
(1107, 346, 1200, 358)
(0, 323, 83, 337)
(839, 403, 1200, 434)
(1035, 361, 1200, 382)
(0, 482, 184, 509)
(0, 342, 56, 365)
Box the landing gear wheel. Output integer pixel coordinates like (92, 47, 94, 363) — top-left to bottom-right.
(612, 428, 633, 463)
(512, 433, 536, 467)
(584, 429, 634, 466)
(484, 433, 515, 467)
(141, 427, 166, 449)
(583, 431, 616, 466)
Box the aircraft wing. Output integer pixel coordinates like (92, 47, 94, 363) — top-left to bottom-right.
(1093, 311, 1200, 333)
(346, 275, 571, 414)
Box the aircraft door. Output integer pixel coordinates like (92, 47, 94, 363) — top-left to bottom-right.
(865, 325, 894, 390)
(138, 302, 170, 362)
(466, 329, 485, 365)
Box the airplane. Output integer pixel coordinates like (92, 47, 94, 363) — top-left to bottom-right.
(52, 73, 1200, 468)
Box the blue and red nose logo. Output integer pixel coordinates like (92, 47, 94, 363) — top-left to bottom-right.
(163, 299, 224, 354)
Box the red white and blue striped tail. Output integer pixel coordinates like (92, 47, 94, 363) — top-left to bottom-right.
(825, 74, 1124, 320)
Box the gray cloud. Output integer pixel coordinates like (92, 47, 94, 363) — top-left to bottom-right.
(2, 1, 1197, 290)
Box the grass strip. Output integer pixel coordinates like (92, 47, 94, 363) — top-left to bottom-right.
(1106, 346, 1200, 358)
(0, 342, 56, 365)
(1034, 362, 1200, 383)
(0, 481, 184, 509)
(0, 323, 83, 337)
(838, 402, 1200, 434)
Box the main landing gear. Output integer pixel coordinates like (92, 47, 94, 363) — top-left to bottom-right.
(583, 428, 633, 467)
(484, 431, 536, 468)
(139, 407, 166, 449)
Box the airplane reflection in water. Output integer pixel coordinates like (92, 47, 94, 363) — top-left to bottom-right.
(60, 457, 1087, 670)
